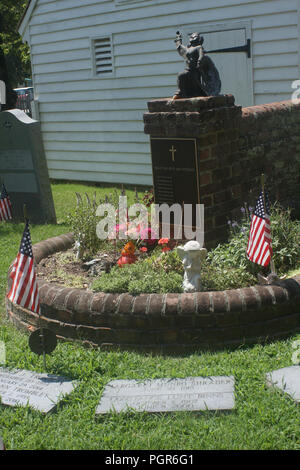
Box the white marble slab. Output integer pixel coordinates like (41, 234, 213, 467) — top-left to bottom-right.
(0, 367, 76, 413)
(96, 376, 235, 415)
(266, 366, 300, 403)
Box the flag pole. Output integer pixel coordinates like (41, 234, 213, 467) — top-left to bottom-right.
(260, 174, 276, 274)
(24, 204, 47, 371)
(23, 204, 28, 222)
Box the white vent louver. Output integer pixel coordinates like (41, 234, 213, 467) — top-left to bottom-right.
(93, 37, 113, 76)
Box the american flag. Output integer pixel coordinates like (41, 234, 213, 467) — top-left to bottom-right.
(0, 184, 12, 221)
(7, 220, 40, 314)
(247, 191, 273, 267)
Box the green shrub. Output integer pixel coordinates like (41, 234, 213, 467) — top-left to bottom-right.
(83, 202, 300, 294)
(66, 193, 103, 259)
(201, 262, 257, 291)
(269, 204, 300, 273)
(92, 258, 183, 295)
(150, 249, 183, 274)
(208, 203, 300, 276)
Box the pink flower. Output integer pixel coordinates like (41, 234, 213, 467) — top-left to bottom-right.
(140, 227, 158, 245)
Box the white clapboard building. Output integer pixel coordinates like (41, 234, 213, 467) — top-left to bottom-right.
(19, 0, 300, 186)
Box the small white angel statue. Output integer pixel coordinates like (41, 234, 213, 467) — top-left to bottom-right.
(177, 241, 207, 293)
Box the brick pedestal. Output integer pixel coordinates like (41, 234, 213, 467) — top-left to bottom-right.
(144, 95, 242, 248)
(144, 96, 300, 247)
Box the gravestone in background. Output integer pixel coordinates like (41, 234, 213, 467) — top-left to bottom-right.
(0, 109, 56, 223)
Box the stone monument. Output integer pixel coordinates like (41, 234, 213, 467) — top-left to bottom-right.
(0, 109, 56, 223)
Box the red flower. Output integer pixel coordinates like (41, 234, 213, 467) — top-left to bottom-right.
(140, 247, 148, 253)
(121, 241, 136, 256)
(158, 238, 170, 245)
(162, 246, 171, 252)
(118, 254, 137, 267)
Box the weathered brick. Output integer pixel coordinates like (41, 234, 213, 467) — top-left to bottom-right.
(90, 292, 107, 313)
(132, 294, 149, 315)
(240, 287, 260, 311)
(199, 158, 218, 172)
(103, 294, 121, 314)
(200, 172, 212, 186)
(180, 293, 196, 315)
(159, 329, 178, 344)
(212, 292, 227, 313)
(52, 287, 74, 310)
(194, 314, 215, 327)
(199, 148, 211, 161)
(38, 282, 53, 302)
(66, 290, 83, 311)
(43, 286, 59, 306)
(117, 293, 134, 314)
(227, 290, 244, 312)
(251, 286, 273, 307)
(56, 309, 73, 324)
(195, 292, 210, 314)
(215, 312, 239, 327)
(165, 293, 180, 315)
(148, 294, 165, 315)
(213, 189, 232, 205)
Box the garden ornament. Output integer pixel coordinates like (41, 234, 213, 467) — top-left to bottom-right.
(74, 237, 84, 260)
(177, 241, 207, 293)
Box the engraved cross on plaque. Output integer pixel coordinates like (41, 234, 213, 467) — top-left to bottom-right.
(169, 145, 176, 162)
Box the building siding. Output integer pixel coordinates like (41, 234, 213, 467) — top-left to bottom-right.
(22, 0, 300, 184)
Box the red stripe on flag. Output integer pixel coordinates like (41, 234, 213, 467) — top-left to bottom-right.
(7, 253, 40, 314)
(16, 257, 34, 306)
(247, 215, 271, 267)
(7, 254, 27, 303)
(4, 198, 12, 219)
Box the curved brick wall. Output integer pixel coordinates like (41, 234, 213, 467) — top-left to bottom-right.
(6, 233, 300, 354)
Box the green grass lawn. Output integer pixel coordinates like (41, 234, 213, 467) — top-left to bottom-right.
(0, 182, 299, 450)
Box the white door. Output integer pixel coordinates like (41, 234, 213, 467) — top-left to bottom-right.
(181, 23, 253, 107)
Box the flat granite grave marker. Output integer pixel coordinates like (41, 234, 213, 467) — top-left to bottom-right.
(96, 376, 235, 415)
(266, 366, 300, 403)
(0, 367, 76, 413)
(0, 109, 56, 223)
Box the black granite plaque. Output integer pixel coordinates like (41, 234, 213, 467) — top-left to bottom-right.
(151, 138, 199, 205)
(150, 138, 200, 231)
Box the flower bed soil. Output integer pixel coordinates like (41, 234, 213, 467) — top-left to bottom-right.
(6, 233, 300, 354)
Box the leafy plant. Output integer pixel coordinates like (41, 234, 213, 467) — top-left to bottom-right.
(201, 262, 257, 291)
(269, 204, 300, 274)
(92, 257, 183, 295)
(67, 192, 104, 259)
(0, 1, 31, 87)
(208, 203, 300, 277)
